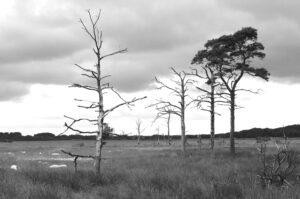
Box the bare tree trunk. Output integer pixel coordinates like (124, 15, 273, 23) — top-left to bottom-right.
(181, 115, 186, 153)
(181, 95, 186, 153)
(157, 128, 160, 145)
(210, 83, 215, 150)
(198, 134, 202, 149)
(95, 59, 104, 175)
(136, 119, 144, 145)
(95, 134, 102, 174)
(210, 110, 215, 150)
(95, 118, 103, 174)
(137, 132, 140, 145)
(167, 113, 171, 145)
(230, 92, 235, 154)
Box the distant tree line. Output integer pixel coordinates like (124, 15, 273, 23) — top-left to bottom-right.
(1, 124, 299, 142)
(0, 132, 95, 142)
(0, 123, 114, 142)
(198, 125, 300, 139)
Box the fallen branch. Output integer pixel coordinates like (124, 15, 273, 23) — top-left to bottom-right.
(61, 150, 96, 172)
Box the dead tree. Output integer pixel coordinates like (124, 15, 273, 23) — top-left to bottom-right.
(62, 10, 146, 175)
(188, 64, 224, 150)
(166, 110, 172, 145)
(151, 105, 174, 145)
(156, 127, 160, 145)
(257, 138, 299, 188)
(149, 67, 193, 153)
(197, 134, 202, 149)
(136, 119, 146, 145)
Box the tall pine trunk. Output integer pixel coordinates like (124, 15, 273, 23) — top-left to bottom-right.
(210, 83, 215, 150)
(230, 91, 235, 154)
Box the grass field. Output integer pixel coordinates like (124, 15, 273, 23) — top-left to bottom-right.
(0, 138, 299, 199)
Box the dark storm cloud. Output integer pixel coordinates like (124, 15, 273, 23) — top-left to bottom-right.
(0, 27, 87, 63)
(217, 0, 300, 80)
(217, 0, 300, 23)
(0, 1, 93, 101)
(0, 61, 77, 85)
(0, 0, 299, 101)
(0, 81, 29, 101)
(99, 1, 210, 53)
(0, 3, 89, 64)
(0, 0, 216, 96)
(102, 48, 198, 92)
(258, 20, 300, 80)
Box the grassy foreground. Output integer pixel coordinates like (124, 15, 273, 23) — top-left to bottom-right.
(0, 148, 299, 199)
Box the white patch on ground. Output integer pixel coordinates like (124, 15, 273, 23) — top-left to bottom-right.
(49, 164, 67, 168)
(39, 152, 42, 155)
(51, 153, 60, 156)
(21, 151, 26, 154)
(10, 165, 17, 170)
(7, 152, 14, 155)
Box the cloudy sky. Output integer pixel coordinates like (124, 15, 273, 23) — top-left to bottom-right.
(0, 0, 299, 136)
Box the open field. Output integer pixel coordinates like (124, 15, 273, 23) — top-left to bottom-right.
(0, 138, 299, 199)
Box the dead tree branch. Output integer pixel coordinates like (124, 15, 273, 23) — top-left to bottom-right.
(61, 150, 96, 172)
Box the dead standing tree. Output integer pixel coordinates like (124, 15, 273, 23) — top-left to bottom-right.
(204, 27, 270, 154)
(165, 108, 173, 145)
(156, 126, 160, 145)
(189, 61, 224, 150)
(151, 105, 174, 145)
(149, 67, 193, 153)
(62, 10, 146, 175)
(257, 138, 300, 188)
(136, 119, 146, 145)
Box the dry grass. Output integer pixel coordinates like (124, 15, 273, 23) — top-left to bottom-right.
(0, 140, 299, 199)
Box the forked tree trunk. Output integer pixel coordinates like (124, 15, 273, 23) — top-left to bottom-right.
(230, 92, 235, 154)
